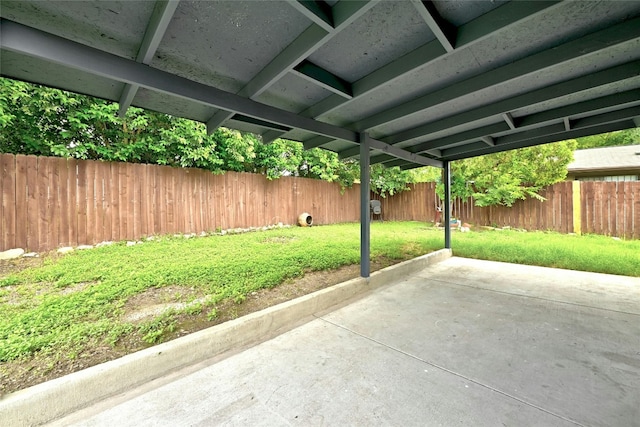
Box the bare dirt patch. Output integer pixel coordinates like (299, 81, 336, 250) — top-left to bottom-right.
(0, 256, 399, 396)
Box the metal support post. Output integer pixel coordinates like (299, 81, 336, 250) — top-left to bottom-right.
(443, 160, 451, 249)
(360, 132, 371, 278)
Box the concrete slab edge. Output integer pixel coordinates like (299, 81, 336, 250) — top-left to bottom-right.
(0, 249, 452, 426)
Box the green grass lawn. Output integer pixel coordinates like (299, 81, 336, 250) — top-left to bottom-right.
(1, 221, 638, 364)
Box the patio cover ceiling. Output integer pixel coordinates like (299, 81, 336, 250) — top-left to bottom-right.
(1, 1, 640, 169)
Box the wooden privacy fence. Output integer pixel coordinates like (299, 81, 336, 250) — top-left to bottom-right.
(0, 154, 365, 252)
(1, 154, 639, 252)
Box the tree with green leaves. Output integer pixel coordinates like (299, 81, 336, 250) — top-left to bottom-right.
(1, 77, 582, 205)
(435, 141, 577, 207)
(0, 77, 423, 195)
(575, 129, 640, 149)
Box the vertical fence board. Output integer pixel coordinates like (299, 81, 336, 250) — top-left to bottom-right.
(48, 158, 61, 249)
(607, 182, 615, 236)
(141, 164, 151, 237)
(593, 183, 602, 235)
(14, 155, 28, 249)
(77, 160, 88, 246)
(150, 163, 157, 236)
(126, 163, 135, 240)
(624, 182, 633, 238)
(631, 183, 640, 239)
(203, 172, 212, 232)
(175, 167, 184, 233)
(88, 161, 98, 244)
(1, 154, 16, 250)
(25, 156, 39, 251)
(617, 182, 625, 237)
(581, 182, 590, 234)
(105, 162, 116, 242)
(57, 158, 69, 247)
(170, 167, 178, 234)
(117, 163, 127, 240)
(189, 168, 196, 232)
(37, 156, 50, 251)
(68, 159, 78, 246)
(161, 166, 170, 234)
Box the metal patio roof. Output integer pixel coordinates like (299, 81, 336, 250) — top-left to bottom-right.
(1, 0, 640, 169)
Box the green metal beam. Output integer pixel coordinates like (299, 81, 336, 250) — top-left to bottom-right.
(383, 60, 640, 145)
(301, 1, 561, 121)
(391, 122, 509, 155)
(292, 60, 352, 98)
(118, 0, 180, 117)
(303, 135, 335, 149)
(355, 16, 640, 132)
(368, 138, 442, 168)
(444, 121, 636, 162)
(381, 88, 640, 159)
(205, 0, 377, 133)
(410, 0, 455, 53)
(0, 19, 359, 143)
(442, 105, 640, 159)
(359, 132, 371, 278)
(261, 129, 285, 144)
(287, 0, 334, 32)
(231, 114, 292, 132)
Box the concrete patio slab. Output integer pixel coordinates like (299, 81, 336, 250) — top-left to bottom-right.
(48, 258, 640, 426)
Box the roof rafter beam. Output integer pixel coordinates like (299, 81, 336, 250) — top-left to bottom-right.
(410, 0, 455, 53)
(381, 59, 640, 146)
(205, 0, 377, 134)
(502, 112, 517, 130)
(367, 138, 442, 168)
(287, 1, 334, 32)
(303, 135, 336, 149)
(392, 120, 636, 170)
(369, 88, 640, 164)
(0, 19, 358, 143)
(397, 122, 510, 155)
(230, 115, 292, 132)
(445, 121, 637, 163)
(356, 16, 640, 134)
(117, 0, 180, 118)
(261, 129, 285, 144)
(442, 105, 640, 159)
(481, 136, 495, 146)
(301, 1, 561, 121)
(291, 60, 352, 98)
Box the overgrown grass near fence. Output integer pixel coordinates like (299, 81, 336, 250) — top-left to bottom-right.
(451, 228, 640, 277)
(1, 222, 637, 367)
(0, 222, 442, 363)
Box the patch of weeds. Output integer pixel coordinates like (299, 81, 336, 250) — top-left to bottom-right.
(184, 302, 203, 316)
(107, 323, 134, 346)
(207, 308, 218, 321)
(0, 276, 20, 287)
(138, 311, 178, 344)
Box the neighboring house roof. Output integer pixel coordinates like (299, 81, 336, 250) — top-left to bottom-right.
(568, 144, 640, 176)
